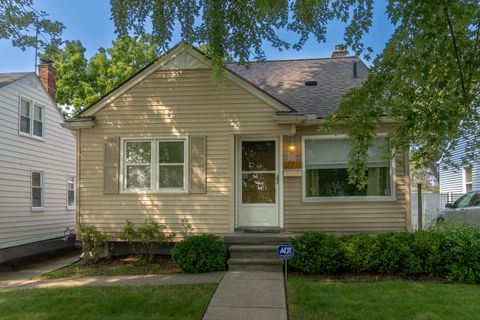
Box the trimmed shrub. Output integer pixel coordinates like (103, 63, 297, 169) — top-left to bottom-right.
(438, 224, 480, 284)
(290, 232, 345, 274)
(341, 233, 380, 273)
(290, 225, 480, 284)
(374, 232, 423, 275)
(171, 234, 227, 273)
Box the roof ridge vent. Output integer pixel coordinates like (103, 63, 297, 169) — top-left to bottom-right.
(305, 80, 317, 86)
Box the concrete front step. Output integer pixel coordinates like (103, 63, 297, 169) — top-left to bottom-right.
(227, 258, 283, 272)
(224, 233, 296, 245)
(229, 245, 278, 259)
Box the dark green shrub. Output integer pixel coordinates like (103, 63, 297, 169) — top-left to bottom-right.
(438, 224, 480, 284)
(171, 234, 227, 273)
(411, 230, 447, 276)
(290, 232, 344, 274)
(341, 233, 380, 273)
(290, 226, 480, 284)
(374, 232, 423, 275)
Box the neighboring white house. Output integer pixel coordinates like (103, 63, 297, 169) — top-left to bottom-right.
(439, 134, 480, 194)
(0, 60, 76, 264)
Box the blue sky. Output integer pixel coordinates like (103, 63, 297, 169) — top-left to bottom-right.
(0, 0, 394, 73)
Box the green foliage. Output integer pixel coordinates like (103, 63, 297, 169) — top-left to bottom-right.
(290, 232, 345, 274)
(291, 225, 480, 283)
(110, 0, 375, 79)
(340, 233, 380, 273)
(120, 219, 176, 264)
(79, 224, 108, 264)
(374, 232, 422, 275)
(171, 234, 227, 273)
(327, 0, 480, 188)
(181, 218, 194, 238)
(46, 35, 158, 112)
(0, 0, 64, 50)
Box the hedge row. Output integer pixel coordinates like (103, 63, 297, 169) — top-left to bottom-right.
(290, 224, 480, 284)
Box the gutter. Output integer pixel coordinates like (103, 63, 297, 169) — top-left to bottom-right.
(272, 113, 398, 125)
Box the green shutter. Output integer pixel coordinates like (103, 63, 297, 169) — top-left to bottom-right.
(104, 137, 120, 194)
(189, 136, 207, 194)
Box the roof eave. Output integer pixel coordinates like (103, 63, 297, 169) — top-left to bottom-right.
(273, 113, 398, 125)
(62, 117, 95, 129)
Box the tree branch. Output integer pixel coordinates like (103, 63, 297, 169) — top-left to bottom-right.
(442, 2, 468, 102)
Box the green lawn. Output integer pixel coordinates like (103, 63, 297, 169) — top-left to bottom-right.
(287, 276, 480, 320)
(38, 256, 179, 279)
(0, 284, 215, 320)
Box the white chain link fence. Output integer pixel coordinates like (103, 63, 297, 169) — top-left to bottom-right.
(410, 192, 464, 230)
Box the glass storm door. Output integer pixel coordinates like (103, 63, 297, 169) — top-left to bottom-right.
(237, 139, 279, 228)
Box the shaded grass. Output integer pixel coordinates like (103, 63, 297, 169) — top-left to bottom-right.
(287, 275, 480, 320)
(0, 284, 216, 320)
(38, 255, 179, 279)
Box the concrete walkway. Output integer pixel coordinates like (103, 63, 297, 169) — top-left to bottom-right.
(203, 271, 287, 320)
(0, 272, 226, 291)
(0, 252, 80, 290)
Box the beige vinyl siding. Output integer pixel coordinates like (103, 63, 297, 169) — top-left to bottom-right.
(0, 75, 76, 249)
(78, 69, 285, 238)
(283, 126, 410, 233)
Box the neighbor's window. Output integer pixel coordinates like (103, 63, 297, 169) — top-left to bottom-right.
(33, 104, 43, 137)
(464, 165, 473, 193)
(31, 170, 44, 208)
(19, 98, 44, 138)
(123, 139, 186, 191)
(67, 176, 75, 209)
(304, 137, 391, 198)
(20, 99, 31, 134)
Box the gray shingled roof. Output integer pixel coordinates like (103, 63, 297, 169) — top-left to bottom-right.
(0, 72, 34, 88)
(227, 56, 368, 117)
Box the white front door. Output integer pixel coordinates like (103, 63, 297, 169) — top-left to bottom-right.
(237, 138, 279, 228)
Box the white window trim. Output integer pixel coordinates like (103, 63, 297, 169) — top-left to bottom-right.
(18, 96, 45, 141)
(66, 175, 76, 210)
(462, 164, 473, 194)
(120, 137, 189, 194)
(301, 134, 396, 202)
(31, 169, 44, 211)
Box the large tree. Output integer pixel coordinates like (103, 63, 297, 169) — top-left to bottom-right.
(0, 0, 63, 50)
(327, 1, 480, 187)
(110, 0, 480, 188)
(110, 0, 374, 77)
(48, 36, 158, 112)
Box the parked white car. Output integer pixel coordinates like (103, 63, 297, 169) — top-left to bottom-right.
(438, 191, 480, 224)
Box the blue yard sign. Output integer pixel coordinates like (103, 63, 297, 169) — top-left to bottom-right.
(277, 242, 294, 260)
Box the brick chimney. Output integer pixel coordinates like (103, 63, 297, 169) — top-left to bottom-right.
(38, 58, 56, 101)
(331, 44, 349, 58)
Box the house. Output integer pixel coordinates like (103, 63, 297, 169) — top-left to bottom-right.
(63, 43, 410, 242)
(439, 135, 479, 194)
(0, 60, 76, 264)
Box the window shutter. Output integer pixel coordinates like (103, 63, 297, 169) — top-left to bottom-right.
(104, 137, 120, 194)
(189, 136, 207, 194)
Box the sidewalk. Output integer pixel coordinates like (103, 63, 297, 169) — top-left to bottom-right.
(203, 271, 287, 320)
(0, 272, 226, 290)
(0, 252, 80, 289)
